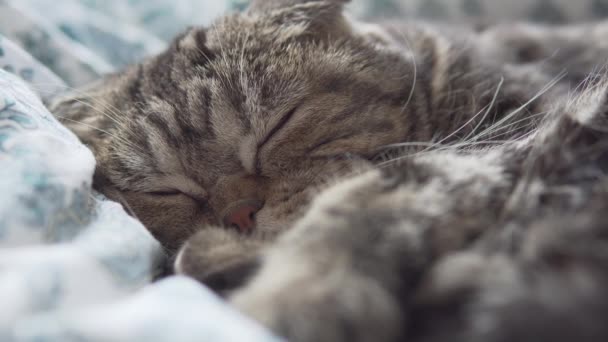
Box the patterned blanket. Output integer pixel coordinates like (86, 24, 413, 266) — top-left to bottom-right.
(1, 0, 608, 341)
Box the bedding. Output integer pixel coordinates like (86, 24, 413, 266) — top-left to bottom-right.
(2, 0, 608, 341)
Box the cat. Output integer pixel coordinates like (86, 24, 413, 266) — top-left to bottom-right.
(50, 0, 608, 341)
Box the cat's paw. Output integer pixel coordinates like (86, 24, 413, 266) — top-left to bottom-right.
(174, 228, 266, 295)
(227, 170, 412, 342)
(231, 266, 404, 342)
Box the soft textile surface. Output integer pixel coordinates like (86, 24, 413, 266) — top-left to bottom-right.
(2, 0, 608, 341)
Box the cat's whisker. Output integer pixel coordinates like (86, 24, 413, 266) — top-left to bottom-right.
(50, 97, 143, 151)
(64, 97, 127, 129)
(421, 78, 506, 154)
(55, 116, 120, 141)
(469, 109, 546, 140)
(461, 77, 505, 142)
(56, 116, 146, 154)
(34, 84, 156, 156)
(567, 65, 608, 105)
(468, 70, 567, 142)
(480, 111, 548, 141)
(395, 30, 418, 115)
(383, 141, 449, 149)
(378, 135, 539, 168)
(32, 83, 129, 124)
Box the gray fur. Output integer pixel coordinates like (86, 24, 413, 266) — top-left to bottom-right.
(51, 0, 608, 341)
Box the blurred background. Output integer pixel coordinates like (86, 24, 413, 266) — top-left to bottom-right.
(1, 0, 608, 86)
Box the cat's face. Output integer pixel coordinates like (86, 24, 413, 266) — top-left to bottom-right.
(52, 0, 415, 250)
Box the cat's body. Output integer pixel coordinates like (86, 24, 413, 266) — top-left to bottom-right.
(51, 1, 608, 341)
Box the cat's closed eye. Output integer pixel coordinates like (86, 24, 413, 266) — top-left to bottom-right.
(257, 105, 300, 150)
(141, 177, 209, 202)
(147, 190, 183, 197)
(143, 188, 210, 206)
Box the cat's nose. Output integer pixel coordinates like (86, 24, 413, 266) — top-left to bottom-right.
(223, 201, 262, 233)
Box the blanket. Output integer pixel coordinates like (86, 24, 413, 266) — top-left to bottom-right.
(2, 0, 608, 341)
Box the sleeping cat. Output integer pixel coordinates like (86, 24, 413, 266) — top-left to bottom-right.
(51, 0, 608, 341)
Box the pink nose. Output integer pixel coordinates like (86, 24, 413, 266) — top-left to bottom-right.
(223, 202, 261, 232)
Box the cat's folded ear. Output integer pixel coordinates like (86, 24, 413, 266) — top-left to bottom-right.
(49, 77, 120, 155)
(50, 77, 144, 208)
(247, 0, 353, 42)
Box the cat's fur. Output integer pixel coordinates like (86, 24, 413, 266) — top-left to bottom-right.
(51, 0, 608, 341)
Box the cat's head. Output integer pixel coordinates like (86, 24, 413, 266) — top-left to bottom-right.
(51, 0, 415, 251)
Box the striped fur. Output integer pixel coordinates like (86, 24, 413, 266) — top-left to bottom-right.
(51, 0, 608, 340)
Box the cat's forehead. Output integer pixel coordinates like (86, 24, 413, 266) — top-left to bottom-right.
(177, 22, 347, 117)
(109, 12, 410, 190)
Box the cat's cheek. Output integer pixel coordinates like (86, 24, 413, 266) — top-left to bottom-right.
(118, 192, 216, 251)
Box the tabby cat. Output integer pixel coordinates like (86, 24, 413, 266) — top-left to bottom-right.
(51, 0, 608, 341)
